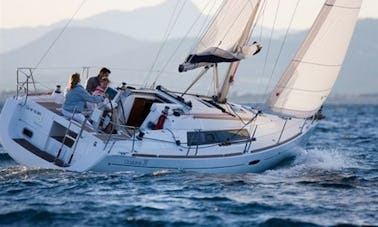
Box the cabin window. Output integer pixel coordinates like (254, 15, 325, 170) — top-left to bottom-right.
(187, 129, 249, 146)
(22, 128, 33, 138)
(126, 98, 155, 127)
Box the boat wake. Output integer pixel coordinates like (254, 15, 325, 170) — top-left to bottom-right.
(265, 148, 357, 178)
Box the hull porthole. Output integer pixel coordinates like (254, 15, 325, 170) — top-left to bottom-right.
(22, 128, 33, 138)
(249, 160, 260, 165)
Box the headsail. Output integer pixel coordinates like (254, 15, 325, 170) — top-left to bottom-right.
(268, 0, 362, 118)
(179, 0, 263, 73)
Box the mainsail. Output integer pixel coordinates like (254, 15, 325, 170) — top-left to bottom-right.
(179, 0, 263, 73)
(268, 0, 362, 118)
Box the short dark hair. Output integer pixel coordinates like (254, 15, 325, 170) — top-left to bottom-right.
(99, 67, 111, 74)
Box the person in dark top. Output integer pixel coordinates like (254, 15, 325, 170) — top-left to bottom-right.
(85, 67, 111, 93)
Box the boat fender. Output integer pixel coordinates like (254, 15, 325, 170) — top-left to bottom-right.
(154, 106, 169, 130)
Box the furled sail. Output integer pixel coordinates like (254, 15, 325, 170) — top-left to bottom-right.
(179, 0, 262, 72)
(268, 0, 362, 118)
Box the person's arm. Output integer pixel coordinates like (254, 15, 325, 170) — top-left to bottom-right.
(79, 86, 104, 103)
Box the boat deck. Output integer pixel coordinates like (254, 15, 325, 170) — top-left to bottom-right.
(37, 101, 133, 140)
(36, 101, 63, 116)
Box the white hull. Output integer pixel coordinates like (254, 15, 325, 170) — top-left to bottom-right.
(91, 132, 311, 174)
(0, 92, 317, 174)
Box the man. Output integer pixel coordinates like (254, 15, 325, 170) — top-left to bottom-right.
(85, 67, 111, 93)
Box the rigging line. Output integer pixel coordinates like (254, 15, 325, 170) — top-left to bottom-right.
(143, 0, 185, 88)
(148, 0, 181, 71)
(188, 0, 219, 55)
(217, 0, 264, 49)
(184, 0, 259, 86)
(151, 0, 213, 87)
(245, 0, 265, 45)
(262, 0, 301, 101)
(207, 71, 215, 96)
(217, 1, 251, 48)
(264, 0, 301, 96)
(249, 0, 267, 43)
(258, 0, 267, 42)
(259, 0, 280, 94)
(32, 0, 87, 72)
(110, 67, 178, 74)
(224, 108, 260, 143)
(189, 0, 224, 54)
(32, 81, 54, 91)
(253, 0, 268, 94)
(28, 66, 86, 70)
(186, 0, 224, 64)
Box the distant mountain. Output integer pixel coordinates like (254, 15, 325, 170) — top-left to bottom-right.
(0, 26, 52, 54)
(1, 0, 288, 55)
(0, 0, 208, 54)
(0, 16, 377, 97)
(0, 27, 147, 89)
(71, 0, 208, 41)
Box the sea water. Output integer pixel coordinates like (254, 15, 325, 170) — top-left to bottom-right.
(0, 104, 377, 226)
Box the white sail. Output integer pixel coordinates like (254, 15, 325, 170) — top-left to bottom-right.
(179, 0, 262, 72)
(268, 0, 362, 118)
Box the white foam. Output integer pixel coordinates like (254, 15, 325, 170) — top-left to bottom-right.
(265, 148, 357, 177)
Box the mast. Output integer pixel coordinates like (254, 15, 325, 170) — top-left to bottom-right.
(216, 0, 262, 103)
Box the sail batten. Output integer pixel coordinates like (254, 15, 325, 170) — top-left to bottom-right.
(268, 0, 362, 118)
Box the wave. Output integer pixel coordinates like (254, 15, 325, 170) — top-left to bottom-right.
(265, 148, 357, 178)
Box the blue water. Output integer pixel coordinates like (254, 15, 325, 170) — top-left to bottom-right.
(0, 104, 377, 226)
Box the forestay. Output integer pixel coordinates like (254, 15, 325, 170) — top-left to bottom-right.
(268, 0, 362, 118)
(179, 0, 262, 72)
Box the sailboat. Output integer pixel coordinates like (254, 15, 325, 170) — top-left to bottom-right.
(0, 0, 362, 173)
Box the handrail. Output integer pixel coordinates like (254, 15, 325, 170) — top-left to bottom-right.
(98, 116, 139, 151)
(87, 112, 308, 157)
(68, 118, 88, 164)
(277, 118, 288, 144)
(55, 108, 78, 165)
(244, 124, 257, 153)
(16, 67, 37, 98)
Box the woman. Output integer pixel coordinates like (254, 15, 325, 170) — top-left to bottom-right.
(62, 73, 104, 123)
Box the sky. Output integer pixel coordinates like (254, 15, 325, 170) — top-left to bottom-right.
(0, 0, 377, 30)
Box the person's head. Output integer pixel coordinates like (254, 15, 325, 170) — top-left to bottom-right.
(99, 76, 110, 88)
(67, 73, 80, 90)
(98, 67, 111, 78)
